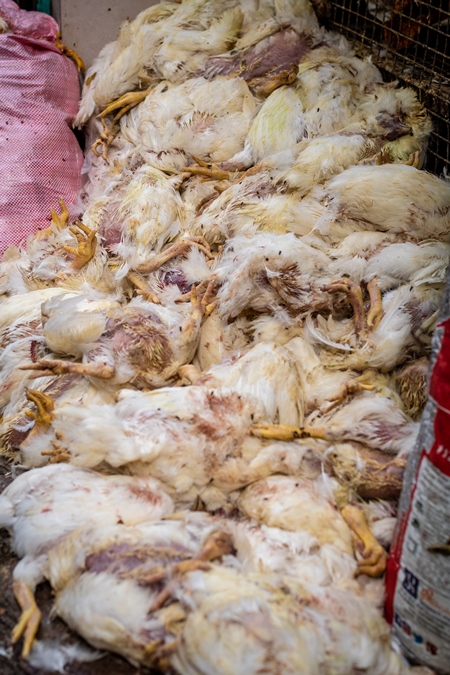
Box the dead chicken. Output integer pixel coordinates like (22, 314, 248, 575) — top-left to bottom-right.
(20, 283, 211, 389)
(312, 163, 450, 244)
(120, 75, 255, 173)
(202, 6, 322, 97)
(0, 200, 109, 293)
(304, 280, 442, 371)
(212, 232, 332, 319)
(18, 384, 328, 511)
(43, 514, 234, 667)
(180, 339, 305, 427)
(236, 474, 388, 578)
(0, 463, 173, 658)
(20, 508, 408, 674)
(184, 77, 430, 197)
(170, 565, 418, 675)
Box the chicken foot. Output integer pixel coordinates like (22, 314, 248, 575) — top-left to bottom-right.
(99, 88, 153, 121)
(34, 198, 70, 240)
(322, 278, 367, 336)
(63, 221, 97, 270)
(180, 280, 217, 345)
(341, 504, 387, 577)
(92, 118, 119, 161)
(11, 581, 42, 659)
(375, 147, 421, 169)
(184, 155, 243, 182)
(251, 423, 329, 441)
(92, 88, 154, 160)
(177, 364, 203, 385)
(366, 277, 383, 328)
(55, 31, 85, 72)
(42, 437, 72, 464)
(127, 271, 161, 304)
(321, 371, 375, 413)
(25, 390, 55, 438)
(137, 237, 214, 275)
(149, 531, 234, 612)
(20, 358, 115, 380)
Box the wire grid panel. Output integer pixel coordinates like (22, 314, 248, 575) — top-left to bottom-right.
(328, 0, 450, 176)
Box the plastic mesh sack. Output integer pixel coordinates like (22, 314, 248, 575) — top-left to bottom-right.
(0, 0, 83, 252)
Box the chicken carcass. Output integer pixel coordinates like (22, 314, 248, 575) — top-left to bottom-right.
(0, 463, 173, 657)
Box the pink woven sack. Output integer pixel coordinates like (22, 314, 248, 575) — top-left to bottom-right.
(0, 0, 83, 252)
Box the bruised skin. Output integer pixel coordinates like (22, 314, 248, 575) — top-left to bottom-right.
(204, 27, 313, 95)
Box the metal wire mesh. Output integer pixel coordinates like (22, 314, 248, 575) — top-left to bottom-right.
(328, 0, 450, 176)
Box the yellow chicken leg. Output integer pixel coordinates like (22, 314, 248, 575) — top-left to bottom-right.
(404, 150, 421, 169)
(11, 581, 42, 659)
(137, 237, 214, 275)
(41, 439, 71, 464)
(34, 198, 70, 240)
(322, 278, 367, 336)
(251, 423, 329, 441)
(341, 504, 387, 577)
(127, 272, 161, 304)
(98, 88, 153, 121)
(322, 372, 375, 413)
(20, 358, 115, 380)
(51, 198, 70, 231)
(25, 390, 55, 430)
(63, 222, 97, 270)
(367, 277, 383, 328)
(177, 364, 203, 385)
(150, 531, 234, 612)
(55, 32, 85, 72)
(185, 155, 241, 182)
(92, 118, 119, 160)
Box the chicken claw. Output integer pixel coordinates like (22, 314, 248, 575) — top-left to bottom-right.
(42, 440, 71, 464)
(322, 278, 367, 336)
(25, 390, 55, 432)
(92, 118, 118, 161)
(51, 198, 70, 231)
(11, 581, 42, 659)
(34, 198, 70, 240)
(63, 222, 97, 270)
(98, 88, 153, 121)
(184, 155, 241, 182)
(55, 32, 85, 72)
(404, 150, 421, 169)
(366, 277, 383, 328)
(341, 504, 387, 577)
(137, 237, 214, 275)
(177, 364, 203, 385)
(251, 423, 328, 441)
(127, 271, 161, 304)
(322, 372, 375, 413)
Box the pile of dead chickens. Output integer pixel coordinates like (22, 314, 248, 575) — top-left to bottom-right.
(0, 0, 449, 672)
